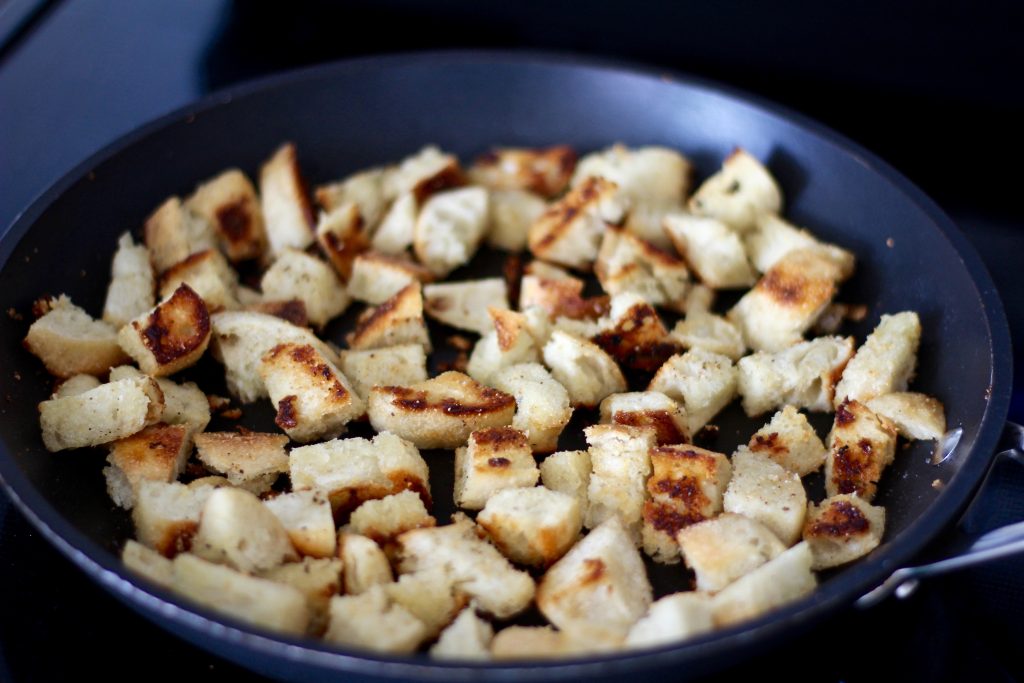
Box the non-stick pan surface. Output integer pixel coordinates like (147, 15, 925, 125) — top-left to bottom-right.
(0, 52, 1011, 681)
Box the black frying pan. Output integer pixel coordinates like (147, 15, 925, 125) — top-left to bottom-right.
(0, 52, 1012, 681)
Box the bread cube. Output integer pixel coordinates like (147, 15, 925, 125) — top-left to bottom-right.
(573, 144, 692, 206)
(346, 282, 431, 352)
(338, 344, 428, 402)
(186, 168, 267, 262)
(621, 201, 679, 250)
(143, 196, 216, 273)
(747, 405, 828, 476)
(103, 232, 155, 328)
(24, 295, 128, 378)
(677, 514, 785, 593)
(259, 556, 342, 635)
(543, 330, 626, 407)
(599, 391, 689, 445)
(259, 342, 364, 442)
(193, 431, 289, 494)
(540, 449, 591, 513)
(536, 515, 652, 644)
(39, 375, 164, 451)
(584, 424, 658, 540)
(490, 363, 572, 453)
(595, 227, 690, 311)
(191, 487, 297, 572)
(467, 308, 541, 383)
(52, 374, 101, 398)
(315, 166, 388, 228)
(688, 148, 782, 232)
(625, 592, 714, 648)
(414, 186, 489, 277)
(385, 569, 466, 637)
(490, 626, 587, 659)
(648, 348, 738, 435)
(348, 490, 436, 553)
(104, 423, 191, 509)
(158, 249, 240, 311)
(670, 309, 746, 361)
(261, 249, 350, 328)
(519, 270, 607, 322)
(424, 278, 510, 334)
(469, 145, 576, 198)
(110, 366, 210, 438)
(260, 142, 315, 258)
(132, 480, 219, 556)
(486, 189, 548, 251)
(736, 336, 855, 416)
(383, 145, 465, 203)
(430, 605, 494, 661)
(263, 490, 337, 558)
(338, 532, 394, 594)
(396, 513, 536, 619)
(866, 392, 946, 441)
(663, 213, 756, 288)
(368, 371, 515, 449)
(745, 213, 854, 274)
(826, 399, 898, 501)
(122, 539, 174, 589)
(834, 311, 922, 406)
(454, 428, 539, 510)
(528, 176, 626, 270)
(371, 192, 417, 254)
(804, 494, 885, 569)
(711, 542, 816, 627)
(347, 251, 434, 305)
(315, 202, 369, 281)
(478, 486, 582, 567)
(324, 585, 428, 654)
(724, 449, 806, 546)
(118, 284, 211, 377)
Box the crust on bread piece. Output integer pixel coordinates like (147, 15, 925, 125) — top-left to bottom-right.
(263, 490, 337, 558)
(186, 168, 267, 262)
(469, 145, 576, 198)
(383, 145, 465, 204)
(747, 405, 828, 476)
(826, 399, 898, 501)
(688, 148, 782, 233)
(592, 293, 680, 371)
(191, 486, 298, 573)
(599, 391, 689, 445)
(347, 490, 436, 555)
(518, 272, 608, 322)
(424, 278, 510, 335)
(245, 298, 308, 327)
(489, 362, 572, 453)
(467, 308, 542, 384)
(595, 227, 690, 311)
(103, 232, 156, 329)
(745, 213, 854, 275)
(158, 249, 240, 312)
(477, 486, 583, 567)
(413, 187, 489, 277)
(338, 344, 429, 403)
(625, 592, 714, 648)
(193, 431, 289, 494)
(347, 251, 435, 305)
(865, 392, 945, 441)
(710, 542, 816, 627)
(132, 480, 220, 556)
(109, 366, 209, 437)
(670, 309, 746, 361)
(572, 144, 692, 207)
(724, 448, 807, 546)
(663, 212, 756, 289)
(528, 176, 626, 271)
(324, 585, 428, 654)
(24, 295, 129, 378)
(485, 189, 549, 252)
(143, 196, 216, 273)
(104, 423, 191, 509)
(833, 311, 922, 407)
(677, 514, 786, 593)
(39, 375, 164, 451)
(648, 348, 738, 435)
(583, 424, 658, 541)
(453, 427, 539, 510)
(260, 249, 350, 328)
(736, 336, 855, 417)
(803, 494, 886, 569)
(543, 330, 626, 408)
(118, 284, 211, 377)
(315, 166, 388, 229)
(315, 201, 369, 281)
(260, 142, 315, 258)
(346, 282, 432, 352)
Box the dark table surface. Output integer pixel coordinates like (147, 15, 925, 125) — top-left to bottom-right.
(1, 2, 1022, 681)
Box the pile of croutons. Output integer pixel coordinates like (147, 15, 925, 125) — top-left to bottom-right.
(25, 141, 947, 659)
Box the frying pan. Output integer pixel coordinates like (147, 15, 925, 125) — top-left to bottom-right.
(0, 52, 1013, 681)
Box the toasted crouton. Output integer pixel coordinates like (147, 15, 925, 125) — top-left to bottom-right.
(52, 374, 101, 398)
(186, 169, 267, 262)
(346, 282, 431, 352)
(39, 375, 163, 451)
(384, 145, 465, 203)
(826, 399, 898, 501)
(413, 187, 490, 277)
(642, 444, 732, 563)
(118, 284, 211, 377)
(478, 486, 582, 567)
(625, 592, 714, 648)
(260, 143, 315, 258)
(528, 176, 625, 271)
(158, 249, 240, 311)
(865, 392, 945, 441)
(688, 149, 782, 232)
(143, 196, 216, 273)
(315, 167, 388, 228)
(347, 251, 434, 305)
(599, 391, 689, 445)
(338, 532, 394, 594)
(584, 424, 658, 541)
(424, 278, 510, 334)
(670, 309, 746, 361)
(803, 494, 886, 569)
(132, 480, 220, 556)
(431, 604, 494, 660)
(372, 192, 417, 254)
(260, 249, 350, 328)
(122, 539, 174, 589)
(104, 423, 191, 509)
(537, 515, 652, 645)
(648, 349, 738, 435)
(677, 514, 785, 592)
(191, 487, 297, 572)
(736, 336, 855, 416)
(489, 363, 572, 453)
(315, 202, 369, 281)
(745, 213, 854, 274)
(591, 294, 680, 371)
(259, 556, 343, 636)
(834, 312, 922, 406)
(385, 570, 467, 637)
(622, 202, 678, 250)
(113, 370, 211, 434)
(348, 490, 436, 553)
(24, 295, 128, 377)
(453, 428, 540, 510)
(263, 490, 337, 558)
(543, 330, 626, 407)
(490, 626, 588, 659)
(467, 308, 541, 383)
(573, 144, 692, 206)
(540, 449, 591, 513)
(663, 213, 756, 288)
(595, 227, 691, 311)
(396, 513, 536, 619)
(368, 372, 515, 449)
(518, 273, 606, 324)
(724, 449, 807, 546)
(338, 344, 428, 402)
(324, 585, 428, 654)
(469, 145, 576, 198)
(747, 405, 828, 476)
(290, 431, 430, 514)
(486, 189, 548, 252)
(103, 232, 156, 329)
(193, 431, 289, 494)
(259, 343, 364, 442)
(711, 542, 816, 627)
(172, 553, 308, 635)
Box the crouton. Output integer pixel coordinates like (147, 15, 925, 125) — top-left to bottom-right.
(528, 176, 625, 271)
(599, 391, 689, 445)
(158, 249, 240, 311)
(132, 480, 220, 556)
(122, 539, 174, 589)
(263, 490, 337, 558)
(583, 424, 658, 540)
(680, 515, 784, 595)
(536, 515, 653, 645)
(193, 431, 289, 494)
(431, 604, 494, 660)
(834, 312, 922, 406)
(543, 330, 626, 407)
(621, 201, 678, 250)
(260, 143, 315, 258)
(396, 513, 536, 619)
(573, 144, 692, 206)
(489, 363, 572, 453)
(642, 444, 732, 563)
(711, 542, 816, 627)
(103, 232, 155, 328)
(315, 202, 369, 281)
(109, 366, 210, 436)
(371, 192, 417, 254)
(186, 169, 267, 262)
(52, 374, 101, 398)
(648, 349, 738, 435)
(143, 196, 216, 273)
(670, 309, 746, 361)
(866, 392, 945, 441)
(315, 167, 388, 228)
(259, 342, 364, 443)
(347, 490, 436, 553)
(804, 494, 886, 571)
(210, 310, 339, 403)
(244, 296, 308, 327)
(118, 284, 211, 377)
(191, 487, 297, 572)
(383, 145, 465, 203)
(518, 273, 605, 324)
(486, 189, 548, 252)
(424, 278, 510, 334)
(539, 449, 591, 513)
(324, 585, 428, 654)
(260, 249, 350, 328)
(338, 344, 428, 402)
(736, 336, 855, 416)
(454, 428, 540, 510)
(338, 532, 394, 594)
(826, 399, 898, 501)
(748, 405, 828, 476)
(346, 282, 431, 353)
(24, 295, 128, 378)
(490, 626, 588, 659)
(259, 556, 342, 635)
(413, 187, 490, 277)
(688, 148, 782, 232)
(478, 486, 582, 567)
(104, 423, 191, 509)
(39, 375, 164, 451)
(591, 293, 680, 371)
(625, 592, 714, 649)
(467, 308, 541, 383)
(367, 371, 515, 449)
(723, 449, 806, 546)
(172, 553, 308, 635)
(595, 227, 690, 311)
(663, 213, 756, 289)
(469, 145, 576, 198)
(290, 431, 430, 514)
(347, 251, 434, 305)
(745, 213, 854, 274)
(385, 569, 466, 637)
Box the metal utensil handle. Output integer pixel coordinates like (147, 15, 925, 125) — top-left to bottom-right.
(857, 422, 1024, 610)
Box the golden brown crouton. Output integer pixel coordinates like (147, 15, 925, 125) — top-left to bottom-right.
(39, 376, 164, 451)
(723, 448, 807, 546)
(592, 293, 680, 371)
(745, 213, 854, 275)
(527, 176, 626, 271)
(143, 196, 216, 273)
(539, 449, 591, 513)
(132, 480, 220, 557)
(736, 336, 855, 416)
(826, 398, 898, 501)
(186, 169, 267, 262)
(118, 284, 211, 377)
(648, 348, 739, 435)
(676, 514, 786, 592)
(710, 542, 816, 627)
(260, 142, 315, 258)
(865, 392, 946, 441)
(346, 251, 435, 305)
(315, 166, 388, 227)
(104, 423, 191, 509)
(263, 490, 337, 559)
(191, 487, 298, 573)
(315, 201, 369, 281)
(347, 490, 436, 555)
(469, 145, 576, 198)
(346, 282, 431, 352)
(383, 145, 465, 203)
(466, 307, 542, 384)
(193, 431, 289, 494)
(158, 249, 240, 312)
(338, 344, 429, 403)
(24, 295, 129, 378)
(834, 311, 922, 407)
(324, 585, 428, 654)
(595, 227, 691, 311)
(688, 148, 782, 232)
(424, 278, 510, 335)
(477, 486, 582, 567)
(260, 249, 350, 328)
(454, 427, 539, 510)
(599, 391, 689, 445)
(803, 494, 886, 569)
(747, 405, 828, 476)
(489, 362, 572, 453)
(584, 424, 658, 541)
